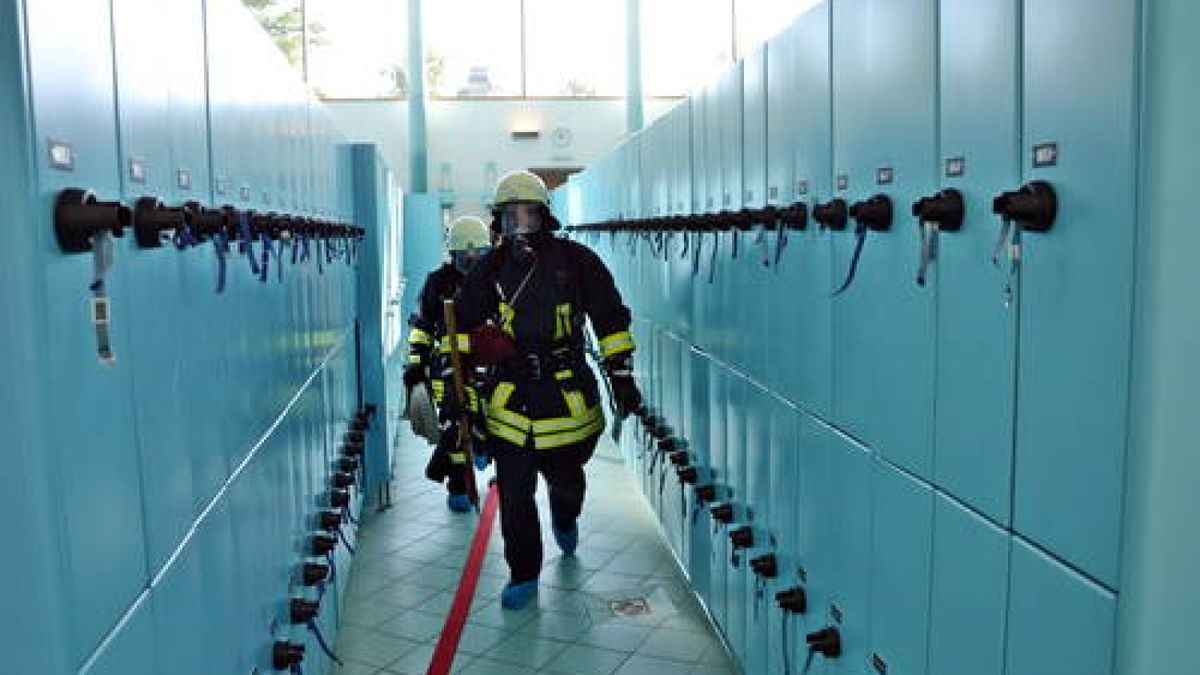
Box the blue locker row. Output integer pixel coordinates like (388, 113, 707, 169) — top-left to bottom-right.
(610, 333, 1117, 675)
(562, 0, 1137, 589)
(1, 0, 395, 673)
(553, 0, 1140, 673)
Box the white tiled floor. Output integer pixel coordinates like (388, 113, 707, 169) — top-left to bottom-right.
(334, 431, 739, 675)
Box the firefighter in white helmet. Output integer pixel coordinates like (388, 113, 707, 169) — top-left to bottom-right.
(405, 215, 494, 512)
(442, 171, 642, 609)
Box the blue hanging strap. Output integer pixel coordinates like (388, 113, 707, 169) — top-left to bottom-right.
(213, 232, 229, 294)
(301, 234, 312, 263)
(238, 212, 260, 276)
(832, 221, 868, 296)
(336, 526, 355, 555)
(783, 613, 793, 675)
(316, 239, 325, 275)
(341, 505, 358, 525)
(774, 219, 789, 267)
(173, 220, 198, 250)
(259, 232, 272, 283)
(306, 619, 344, 667)
(325, 551, 337, 586)
(289, 663, 304, 675)
(89, 232, 116, 365)
(707, 233, 719, 284)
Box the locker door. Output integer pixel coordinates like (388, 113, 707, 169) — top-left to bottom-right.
(934, 0, 1020, 526)
(152, 539, 208, 675)
(704, 78, 726, 360)
(764, 19, 797, 399)
(867, 460, 934, 675)
(1014, 0, 1139, 588)
(719, 65, 745, 368)
(690, 93, 710, 349)
(686, 349, 713, 602)
(740, 383, 773, 675)
(669, 104, 695, 340)
(740, 47, 769, 382)
(706, 364, 730, 635)
(787, 3, 834, 418)
(112, 0, 200, 573)
(822, 434, 873, 675)
(927, 494, 1009, 675)
(723, 373, 750, 661)
(766, 402, 804, 675)
(84, 599, 158, 675)
(831, 0, 937, 480)
(24, 0, 151, 664)
(1006, 539, 1116, 675)
(796, 414, 833, 673)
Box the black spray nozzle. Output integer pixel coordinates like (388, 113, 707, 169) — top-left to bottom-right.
(677, 466, 699, 484)
(272, 641, 305, 669)
(332, 472, 355, 489)
(750, 553, 778, 577)
(310, 534, 337, 556)
(133, 196, 188, 248)
(776, 586, 808, 614)
(730, 525, 754, 549)
(812, 198, 849, 231)
(806, 627, 842, 658)
(329, 489, 350, 509)
(289, 598, 320, 624)
(301, 562, 330, 586)
(710, 503, 735, 524)
(993, 180, 1057, 232)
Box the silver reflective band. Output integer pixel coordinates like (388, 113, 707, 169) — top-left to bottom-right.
(91, 231, 115, 364)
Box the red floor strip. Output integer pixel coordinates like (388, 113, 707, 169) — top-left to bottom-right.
(426, 481, 500, 675)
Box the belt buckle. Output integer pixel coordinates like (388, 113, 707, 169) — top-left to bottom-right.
(526, 353, 542, 380)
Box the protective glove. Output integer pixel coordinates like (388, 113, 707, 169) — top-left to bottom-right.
(403, 362, 426, 390)
(604, 355, 643, 418)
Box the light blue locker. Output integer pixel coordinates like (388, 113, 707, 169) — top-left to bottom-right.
(740, 382, 772, 675)
(822, 433, 873, 675)
(703, 78, 726, 359)
(152, 537, 208, 675)
(867, 460, 934, 675)
(934, 0, 1020, 526)
(706, 364, 730, 635)
(690, 87, 712, 351)
(112, 0, 205, 573)
(766, 401, 804, 675)
(796, 414, 833, 674)
(779, 3, 834, 418)
(832, 0, 937, 478)
(927, 494, 1009, 675)
(1014, 0, 1139, 588)
(686, 349, 713, 604)
(24, 0, 152, 664)
(669, 103, 695, 340)
(740, 46, 769, 384)
(717, 65, 744, 366)
(198, 503, 246, 672)
(1006, 539, 1116, 675)
(81, 598, 157, 675)
(723, 373, 749, 661)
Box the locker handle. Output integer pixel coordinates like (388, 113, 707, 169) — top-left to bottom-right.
(730, 525, 755, 549)
(669, 450, 691, 467)
(695, 484, 718, 503)
(132, 196, 187, 249)
(53, 188, 130, 253)
(812, 198, 849, 231)
(806, 627, 842, 658)
(183, 201, 229, 241)
(750, 553, 778, 578)
(710, 503, 735, 523)
(272, 641, 305, 670)
(911, 189, 964, 232)
(310, 534, 337, 556)
(301, 562, 330, 586)
(677, 466, 699, 484)
(318, 510, 343, 532)
(992, 180, 1057, 232)
(290, 598, 320, 624)
(330, 488, 350, 508)
(344, 430, 366, 445)
(849, 194, 893, 232)
(776, 586, 808, 614)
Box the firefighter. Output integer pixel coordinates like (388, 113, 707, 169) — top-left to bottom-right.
(404, 215, 494, 513)
(445, 170, 643, 609)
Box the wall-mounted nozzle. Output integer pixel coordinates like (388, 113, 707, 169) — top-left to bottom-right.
(911, 188, 964, 231)
(993, 180, 1057, 232)
(272, 640, 305, 670)
(813, 198, 849, 231)
(849, 194, 893, 232)
(776, 587, 808, 614)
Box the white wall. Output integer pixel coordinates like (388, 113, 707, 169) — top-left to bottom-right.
(327, 97, 679, 216)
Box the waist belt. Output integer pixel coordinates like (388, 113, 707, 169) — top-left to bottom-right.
(497, 347, 586, 381)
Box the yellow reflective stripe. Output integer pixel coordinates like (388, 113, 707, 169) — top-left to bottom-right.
(562, 389, 588, 419)
(534, 416, 605, 450)
(449, 452, 467, 464)
(554, 369, 573, 381)
(408, 327, 433, 345)
(490, 406, 532, 431)
(487, 418, 528, 446)
(599, 331, 635, 358)
(531, 405, 602, 434)
(499, 302, 516, 338)
(438, 333, 471, 354)
(553, 303, 572, 340)
(431, 380, 446, 400)
(408, 353, 423, 365)
(491, 382, 516, 408)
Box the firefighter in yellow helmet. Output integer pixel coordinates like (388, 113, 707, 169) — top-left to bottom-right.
(404, 215, 494, 512)
(444, 170, 642, 608)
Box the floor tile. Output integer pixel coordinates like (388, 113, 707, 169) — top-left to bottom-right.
(485, 633, 570, 670)
(542, 643, 632, 675)
(613, 654, 697, 675)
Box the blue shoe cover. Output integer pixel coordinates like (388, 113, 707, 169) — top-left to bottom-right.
(447, 494, 472, 513)
(500, 579, 539, 610)
(553, 524, 579, 556)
